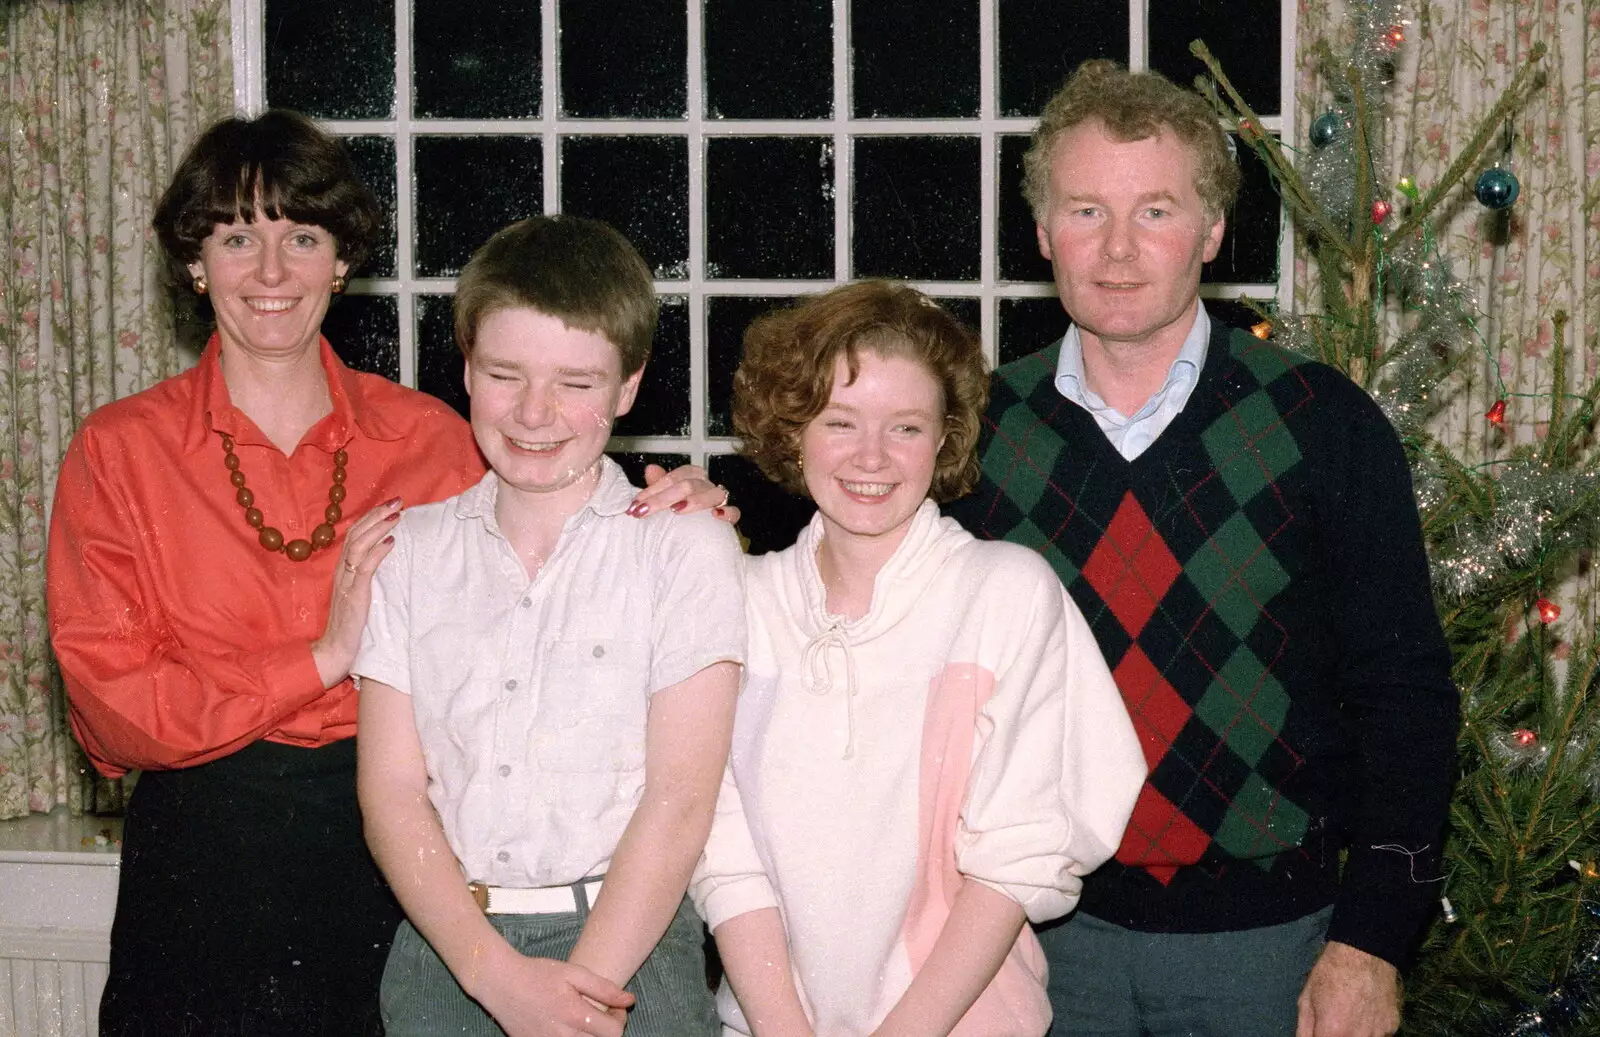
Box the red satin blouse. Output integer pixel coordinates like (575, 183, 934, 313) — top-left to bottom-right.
(47, 335, 486, 778)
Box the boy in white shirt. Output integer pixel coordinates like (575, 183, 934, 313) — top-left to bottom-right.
(355, 215, 744, 1037)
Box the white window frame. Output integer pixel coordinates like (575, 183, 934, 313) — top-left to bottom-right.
(230, 0, 1298, 468)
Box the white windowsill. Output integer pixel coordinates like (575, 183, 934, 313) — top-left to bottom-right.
(0, 807, 123, 865)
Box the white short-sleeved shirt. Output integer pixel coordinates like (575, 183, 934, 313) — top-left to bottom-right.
(355, 457, 746, 888)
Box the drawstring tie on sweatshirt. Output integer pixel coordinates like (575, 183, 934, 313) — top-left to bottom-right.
(800, 623, 859, 758)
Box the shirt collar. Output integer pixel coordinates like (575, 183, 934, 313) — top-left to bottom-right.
(1053, 299, 1211, 416)
(453, 455, 637, 534)
(183, 333, 416, 455)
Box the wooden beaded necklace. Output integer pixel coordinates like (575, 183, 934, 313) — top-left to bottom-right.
(220, 433, 347, 561)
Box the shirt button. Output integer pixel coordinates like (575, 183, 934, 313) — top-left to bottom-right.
(504, 679, 518, 691)
(497, 850, 510, 863)
(592, 645, 606, 659)
(520, 597, 532, 608)
(498, 764, 511, 777)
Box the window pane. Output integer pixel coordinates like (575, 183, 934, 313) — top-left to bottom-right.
(998, 297, 1068, 367)
(343, 136, 396, 280)
(614, 297, 691, 437)
(1202, 136, 1280, 284)
(1204, 298, 1274, 329)
(706, 295, 789, 435)
(417, 293, 468, 419)
(414, 0, 540, 118)
(999, 0, 1128, 117)
(706, 139, 834, 280)
(852, 136, 980, 282)
(560, 136, 689, 279)
(934, 297, 980, 336)
(265, 0, 394, 119)
(852, 0, 978, 117)
(1149, 0, 1280, 116)
(708, 454, 815, 556)
(559, 0, 686, 117)
(705, 0, 831, 119)
(414, 137, 543, 278)
(324, 295, 399, 382)
(611, 452, 691, 487)
(997, 135, 1052, 283)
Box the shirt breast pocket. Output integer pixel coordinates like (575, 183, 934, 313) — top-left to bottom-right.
(534, 638, 651, 773)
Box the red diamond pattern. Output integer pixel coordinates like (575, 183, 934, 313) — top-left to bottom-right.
(1080, 492, 1181, 636)
(1115, 786, 1212, 886)
(1114, 646, 1191, 770)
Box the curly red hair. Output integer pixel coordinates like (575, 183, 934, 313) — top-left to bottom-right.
(732, 281, 989, 502)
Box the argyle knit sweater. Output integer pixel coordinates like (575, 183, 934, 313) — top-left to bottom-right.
(947, 317, 1458, 968)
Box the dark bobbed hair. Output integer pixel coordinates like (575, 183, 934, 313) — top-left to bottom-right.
(733, 281, 989, 503)
(1022, 59, 1241, 224)
(453, 215, 658, 376)
(152, 109, 382, 286)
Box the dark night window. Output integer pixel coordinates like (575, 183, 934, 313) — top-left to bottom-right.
(853, 137, 981, 282)
(414, 137, 543, 278)
(262, 0, 1292, 550)
(706, 138, 834, 280)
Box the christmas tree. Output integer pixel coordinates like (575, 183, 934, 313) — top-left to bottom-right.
(1193, 5, 1600, 1034)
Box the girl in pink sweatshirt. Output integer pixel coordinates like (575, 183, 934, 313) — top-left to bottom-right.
(692, 282, 1145, 1037)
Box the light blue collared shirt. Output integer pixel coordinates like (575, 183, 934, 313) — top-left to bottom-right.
(1053, 300, 1211, 460)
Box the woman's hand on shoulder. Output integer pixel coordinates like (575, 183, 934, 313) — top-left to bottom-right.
(309, 497, 403, 688)
(628, 463, 739, 525)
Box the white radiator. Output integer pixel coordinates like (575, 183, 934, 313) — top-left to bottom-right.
(0, 928, 107, 1037)
(0, 811, 118, 1037)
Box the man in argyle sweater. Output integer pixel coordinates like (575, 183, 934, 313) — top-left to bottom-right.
(946, 61, 1457, 1037)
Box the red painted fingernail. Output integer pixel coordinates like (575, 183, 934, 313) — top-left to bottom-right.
(385, 496, 402, 507)
(627, 503, 648, 517)
(382, 535, 394, 545)
(671, 501, 688, 513)
(385, 511, 401, 522)
(713, 507, 726, 517)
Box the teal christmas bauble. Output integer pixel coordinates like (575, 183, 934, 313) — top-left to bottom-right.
(1474, 167, 1520, 210)
(1310, 111, 1342, 148)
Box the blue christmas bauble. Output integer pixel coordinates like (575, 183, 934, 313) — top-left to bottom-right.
(1475, 167, 1520, 210)
(1310, 111, 1342, 148)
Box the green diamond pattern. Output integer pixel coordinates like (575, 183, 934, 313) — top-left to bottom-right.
(1215, 772, 1311, 866)
(998, 348, 1057, 397)
(1234, 336, 1295, 386)
(1041, 542, 1078, 587)
(987, 404, 1063, 513)
(1201, 390, 1302, 506)
(1184, 512, 1290, 640)
(1195, 646, 1290, 766)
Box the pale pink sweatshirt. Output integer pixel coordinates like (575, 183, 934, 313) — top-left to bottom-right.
(692, 501, 1145, 1037)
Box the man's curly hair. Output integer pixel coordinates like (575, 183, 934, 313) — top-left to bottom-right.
(1022, 59, 1241, 224)
(732, 281, 989, 503)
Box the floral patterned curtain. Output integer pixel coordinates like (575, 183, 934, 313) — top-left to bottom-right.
(0, 0, 231, 819)
(1294, 0, 1600, 618)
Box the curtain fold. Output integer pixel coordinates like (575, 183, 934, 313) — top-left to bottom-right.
(1293, 0, 1599, 617)
(0, 0, 232, 819)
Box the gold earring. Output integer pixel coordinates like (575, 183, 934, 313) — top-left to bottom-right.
(330, 275, 347, 294)
(192, 275, 208, 295)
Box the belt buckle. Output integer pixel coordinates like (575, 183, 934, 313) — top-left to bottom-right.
(467, 881, 490, 913)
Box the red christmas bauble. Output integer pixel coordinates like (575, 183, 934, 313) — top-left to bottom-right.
(1371, 200, 1394, 223)
(1536, 598, 1562, 624)
(1485, 399, 1507, 426)
(1512, 728, 1538, 748)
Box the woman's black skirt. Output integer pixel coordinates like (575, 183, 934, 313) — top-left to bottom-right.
(99, 738, 403, 1037)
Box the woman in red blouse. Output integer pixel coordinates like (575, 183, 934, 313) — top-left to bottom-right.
(44, 110, 487, 1036)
